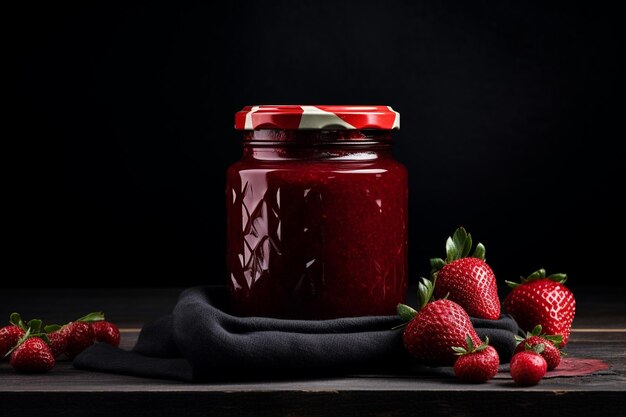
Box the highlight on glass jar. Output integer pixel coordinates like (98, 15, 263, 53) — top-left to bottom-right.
(227, 105, 408, 319)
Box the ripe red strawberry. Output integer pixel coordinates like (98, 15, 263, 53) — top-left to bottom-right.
(65, 321, 95, 359)
(504, 269, 575, 346)
(0, 326, 25, 358)
(452, 336, 500, 383)
(398, 277, 481, 366)
(514, 325, 562, 370)
(9, 336, 55, 373)
(510, 344, 548, 386)
(1, 313, 30, 358)
(46, 326, 71, 358)
(91, 321, 121, 347)
(430, 227, 500, 319)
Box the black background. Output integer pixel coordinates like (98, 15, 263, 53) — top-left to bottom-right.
(9, 1, 625, 290)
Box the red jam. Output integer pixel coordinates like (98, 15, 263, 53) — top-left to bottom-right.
(227, 107, 407, 319)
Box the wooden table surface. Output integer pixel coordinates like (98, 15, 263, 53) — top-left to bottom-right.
(1, 287, 625, 417)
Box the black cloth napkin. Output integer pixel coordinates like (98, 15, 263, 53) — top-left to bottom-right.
(74, 286, 523, 382)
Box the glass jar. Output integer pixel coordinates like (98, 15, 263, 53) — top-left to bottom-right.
(227, 105, 407, 319)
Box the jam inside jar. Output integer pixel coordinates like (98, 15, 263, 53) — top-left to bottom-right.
(227, 106, 407, 319)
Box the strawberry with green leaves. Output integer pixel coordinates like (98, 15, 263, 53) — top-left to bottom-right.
(430, 227, 500, 320)
(504, 269, 575, 346)
(514, 325, 562, 370)
(6, 318, 55, 373)
(397, 277, 481, 366)
(452, 336, 500, 383)
(0, 313, 28, 358)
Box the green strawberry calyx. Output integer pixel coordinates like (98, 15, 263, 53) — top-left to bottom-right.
(9, 312, 28, 331)
(452, 335, 490, 356)
(524, 342, 545, 355)
(505, 268, 568, 289)
(394, 277, 437, 329)
(430, 227, 486, 275)
(3, 317, 50, 357)
(514, 324, 564, 347)
(76, 312, 105, 323)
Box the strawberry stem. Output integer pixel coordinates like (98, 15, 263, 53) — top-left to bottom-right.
(507, 269, 568, 288)
(430, 227, 486, 274)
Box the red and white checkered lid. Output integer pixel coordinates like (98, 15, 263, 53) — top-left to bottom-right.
(235, 105, 400, 130)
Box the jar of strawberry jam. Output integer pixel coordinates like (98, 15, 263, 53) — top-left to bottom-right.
(227, 105, 407, 319)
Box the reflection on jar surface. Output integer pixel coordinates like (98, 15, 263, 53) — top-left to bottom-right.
(227, 106, 407, 319)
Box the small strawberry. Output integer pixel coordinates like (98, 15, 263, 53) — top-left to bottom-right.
(430, 227, 500, 319)
(46, 326, 68, 358)
(504, 269, 576, 346)
(514, 325, 562, 370)
(510, 344, 548, 386)
(452, 336, 500, 383)
(397, 277, 481, 366)
(10, 337, 55, 373)
(91, 321, 121, 347)
(0, 313, 29, 358)
(65, 321, 95, 359)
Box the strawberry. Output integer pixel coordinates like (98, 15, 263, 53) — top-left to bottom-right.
(510, 344, 548, 386)
(430, 227, 500, 319)
(0, 326, 25, 358)
(514, 325, 562, 370)
(452, 336, 500, 383)
(91, 321, 121, 347)
(65, 321, 95, 359)
(10, 337, 55, 373)
(397, 277, 481, 366)
(46, 329, 68, 358)
(0, 313, 28, 358)
(504, 269, 576, 346)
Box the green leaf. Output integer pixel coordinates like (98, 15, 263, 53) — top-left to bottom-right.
(462, 233, 473, 258)
(472, 243, 486, 260)
(452, 346, 467, 355)
(452, 227, 469, 257)
(430, 258, 446, 273)
(40, 334, 51, 344)
(418, 277, 435, 309)
(531, 325, 543, 336)
(10, 313, 26, 330)
(391, 322, 408, 330)
(533, 343, 546, 354)
(514, 335, 525, 344)
(527, 269, 546, 281)
(474, 337, 488, 352)
(547, 273, 568, 284)
(505, 280, 520, 289)
(27, 319, 42, 333)
(76, 312, 105, 323)
(544, 334, 564, 346)
(397, 304, 418, 322)
(44, 324, 63, 333)
(466, 335, 474, 352)
(445, 237, 459, 262)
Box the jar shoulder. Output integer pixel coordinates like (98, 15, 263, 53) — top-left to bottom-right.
(227, 157, 407, 175)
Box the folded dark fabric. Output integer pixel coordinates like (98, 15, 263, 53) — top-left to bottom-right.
(74, 286, 523, 382)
